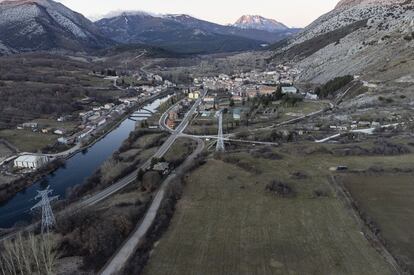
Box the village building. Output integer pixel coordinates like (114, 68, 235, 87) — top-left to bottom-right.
(305, 92, 318, 100)
(258, 85, 277, 95)
(14, 155, 49, 170)
(153, 162, 170, 174)
(233, 108, 241, 120)
(281, 86, 298, 95)
(22, 122, 38, 129)
(54, 129, 65, 135)
(246, 88, 258, 98)
(203, 96, 216, 110)
(104, 103, 115, 110)
(188, 91, 200, 100)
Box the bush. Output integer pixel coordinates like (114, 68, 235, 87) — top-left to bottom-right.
(57, 207, 146, 271)
(403, 35, 413, 41)
(265, 181, 295, 198)
(142, 171, 162, 192)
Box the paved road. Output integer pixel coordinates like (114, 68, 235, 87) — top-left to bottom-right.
(100, 137, 204, 275)
(79, 90, 205, 208)
(315, 123, 402, 143)
(0, 91, 205, 242)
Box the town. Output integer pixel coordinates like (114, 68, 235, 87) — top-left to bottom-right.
(0, 0, 413, 274)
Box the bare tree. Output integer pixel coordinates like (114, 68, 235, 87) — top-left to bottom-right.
(0, 233, 58, 275)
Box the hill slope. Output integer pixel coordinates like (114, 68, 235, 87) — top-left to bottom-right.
(272, 0, 414, 83)
(0, 0, 113, 54)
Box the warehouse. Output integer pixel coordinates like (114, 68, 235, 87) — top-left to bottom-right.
(14, 155, 49, 170)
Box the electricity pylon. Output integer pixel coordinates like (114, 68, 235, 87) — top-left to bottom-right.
(216, 111, 225, 152)
(31, 186, 59, 234)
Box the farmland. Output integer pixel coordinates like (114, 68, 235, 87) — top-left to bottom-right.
(0, 129, 58, 153)
(343, 174, 414, 273)
(143, 145, 399, 275)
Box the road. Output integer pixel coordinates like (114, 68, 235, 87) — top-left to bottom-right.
(100, 137, 204, 275)
(78, 90, 205, 208)
(0, 90, 205, 242)
(182, 134, 279, 146)
(315, 123, 402, 143)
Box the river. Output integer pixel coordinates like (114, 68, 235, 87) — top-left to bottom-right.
(0, 95, 170, 229)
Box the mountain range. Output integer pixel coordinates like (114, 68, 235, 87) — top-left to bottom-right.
(0, 0, 299, 55)
(95, 13, 299, 54)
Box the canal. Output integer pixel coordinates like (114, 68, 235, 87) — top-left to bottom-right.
(0, 95, 170, 228)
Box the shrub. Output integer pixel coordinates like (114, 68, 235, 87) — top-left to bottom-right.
(265, 181, 295, 198)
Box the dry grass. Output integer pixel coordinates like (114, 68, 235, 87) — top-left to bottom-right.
(143, 146, 397, 275)
(0, 143, 13, 159)
(343, 174, 414, 273)
(0, 129, 57, 153)
(101, 159, 131, 184)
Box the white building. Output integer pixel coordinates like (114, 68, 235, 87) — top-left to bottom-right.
(188, 91, 200, 100)
(14, 155, 49, 170)
(281, 86, 298, 94)
(305, 92, 318, 100)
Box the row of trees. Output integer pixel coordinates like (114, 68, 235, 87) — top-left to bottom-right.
(315, 75, 354, 98)
(0, 234, 57, 275)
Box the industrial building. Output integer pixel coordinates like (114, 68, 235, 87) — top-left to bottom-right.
(14, 155, 49, 170)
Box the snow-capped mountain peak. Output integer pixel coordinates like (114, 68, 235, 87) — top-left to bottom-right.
(233, 15, 288, 32)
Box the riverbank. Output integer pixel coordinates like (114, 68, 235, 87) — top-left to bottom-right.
(0, 159, 65, 207)
(0, 92, 173, 206)
(57, 91, 174, 162)
(0, 94, 173, 229)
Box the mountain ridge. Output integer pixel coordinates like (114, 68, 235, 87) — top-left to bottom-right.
(233, 15, 288, 32)
(0, 0, 113, 54)
(95, 12, 300, 54)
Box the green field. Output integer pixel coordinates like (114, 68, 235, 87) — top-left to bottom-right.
(343, 174, 414, 272)
(164, 137, 197, 163)
(0, 129, 57, 152)
(143, 147, 397, 275)
(32, 118, 79, 132)
(276, 100, 328, 122)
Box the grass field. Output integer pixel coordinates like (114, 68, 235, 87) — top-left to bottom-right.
(0, 143, 13, 159)
(276, 100, 328, 122)
(143, 146, 398, 275)
(164, 138, 197, 163)
(0, 129, 57, 152)
(343, 174, 414, 272)
(32, 118, 78, 132)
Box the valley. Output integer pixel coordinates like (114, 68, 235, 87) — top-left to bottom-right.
(0, 0, 413, 275)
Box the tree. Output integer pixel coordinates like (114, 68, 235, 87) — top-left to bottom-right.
(0, 233, 58, 275)
(229, 99, 235, 107)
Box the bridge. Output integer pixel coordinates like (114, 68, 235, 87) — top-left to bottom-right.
(128, 108, 155, 121)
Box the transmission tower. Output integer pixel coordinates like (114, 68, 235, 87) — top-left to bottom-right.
(216, 111, 225, 152)
(31, 186, 59, 234)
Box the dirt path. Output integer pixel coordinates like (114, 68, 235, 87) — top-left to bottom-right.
(100, 137, 204, 275)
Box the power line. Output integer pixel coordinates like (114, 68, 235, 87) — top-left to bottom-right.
(216, 111, 225, 152)
(31, 186, 59, 234)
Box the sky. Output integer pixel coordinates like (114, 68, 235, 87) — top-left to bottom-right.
(57, 0, 339, 27)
